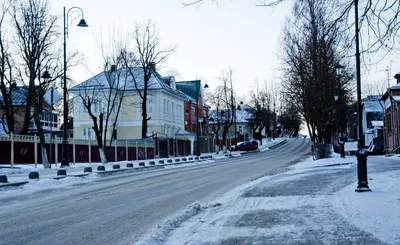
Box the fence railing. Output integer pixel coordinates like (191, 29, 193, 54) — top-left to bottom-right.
(0, 134, 155, 167)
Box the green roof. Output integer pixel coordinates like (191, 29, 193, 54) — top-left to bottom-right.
(176, 80, 200, 102)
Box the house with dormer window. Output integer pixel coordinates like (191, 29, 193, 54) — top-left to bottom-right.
(70, 67, 188, 141)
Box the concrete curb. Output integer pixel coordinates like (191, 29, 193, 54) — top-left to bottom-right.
(0, 181, 29, 188)
(0, 154, 221, 189)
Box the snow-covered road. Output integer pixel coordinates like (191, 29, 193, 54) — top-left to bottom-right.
(0, 138, 311, 245)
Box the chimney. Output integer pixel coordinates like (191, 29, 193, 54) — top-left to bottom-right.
(395, 72, 400, 84)
(149, 62, 156, 73)
(110, 64, 117, 72)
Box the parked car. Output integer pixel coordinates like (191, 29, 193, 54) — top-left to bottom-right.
(230, 141, 258, 151)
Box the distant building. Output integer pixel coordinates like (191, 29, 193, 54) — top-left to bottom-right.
(209, 104, 255, 142)
(380, 72, 400, 153)
(0, 86, 58, 135)
(362, 95, 383, 149)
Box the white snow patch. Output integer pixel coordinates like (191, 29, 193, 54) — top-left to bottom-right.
(134, 202, 211, 245)
(332, 170, 400, 245)
(0, 173, 99, 199)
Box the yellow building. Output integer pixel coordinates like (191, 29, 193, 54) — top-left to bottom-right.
(70, 66, 188, 141)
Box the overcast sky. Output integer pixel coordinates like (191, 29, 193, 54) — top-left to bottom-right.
(49, 0, 400, 102)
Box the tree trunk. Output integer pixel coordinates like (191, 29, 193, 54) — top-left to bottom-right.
(34, 116, 49, 168)
(141, 94, 148, 139)
(21, 85, 34, 134)
(99, 147, 107, 164)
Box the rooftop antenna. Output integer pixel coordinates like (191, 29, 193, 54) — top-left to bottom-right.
(386, 66, 390, 88)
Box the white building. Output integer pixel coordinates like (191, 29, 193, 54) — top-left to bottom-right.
(70, 66, 188, 140)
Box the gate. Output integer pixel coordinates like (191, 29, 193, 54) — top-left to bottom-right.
(158, 138, 168, 158)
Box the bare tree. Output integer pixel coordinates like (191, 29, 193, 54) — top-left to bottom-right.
(248, 80, 276, 143)
(362, 80, 387, 97)
(121, 21, 175, 139)
(191, 0, 400, 55)
(12, 0, 59, 168)
(279, 0, 353, 147)
(76, 58, 128, 163)
(216, 67, 236, 152)
(208, 88, 223, 153)
(0, 2, 16, 134)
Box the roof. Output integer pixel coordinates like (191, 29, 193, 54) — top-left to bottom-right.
(208, 105, 256, 124)
(0, 86, 29, 106)
(371, 121, 383, 127)
(175, 80, 200, 102)
(175, 128, 195, 136)
(69, 67, 186, 100)
(363, 98, 383, 112)
(392, 95, 400, 102)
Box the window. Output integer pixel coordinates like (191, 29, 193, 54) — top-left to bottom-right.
(172, 102, 175, 116)
(387, 112, 392, 132)
(82, 101, 88, 113)
(176, 104, 179, 118)
(164, 99, 167, 113)
(164, 126, 168, 137)
(167, 101, 170, 115)
(239, 125, 243, 134)
(147, 97, 154, 114)
(83, 127, 95, 140)
(113, 101, 119, 113)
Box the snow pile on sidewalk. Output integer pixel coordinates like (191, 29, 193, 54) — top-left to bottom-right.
(333, 170, 400, 245)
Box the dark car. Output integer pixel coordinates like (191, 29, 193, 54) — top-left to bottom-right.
(230, 141, 258, 152)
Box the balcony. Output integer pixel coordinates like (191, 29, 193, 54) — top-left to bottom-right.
(29, 111, 58, 132)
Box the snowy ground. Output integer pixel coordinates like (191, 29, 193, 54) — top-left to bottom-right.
(135, 151, 400, 245)
(4, 138, 397, 244)
(0, 138, 286, 197)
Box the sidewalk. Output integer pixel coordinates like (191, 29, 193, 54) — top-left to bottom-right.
(136, 153, 400, 245)
(0, 138, 287, 189)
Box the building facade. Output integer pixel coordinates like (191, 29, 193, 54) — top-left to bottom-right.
(70, 67, 187, 141)
(380, 72, 400, 153)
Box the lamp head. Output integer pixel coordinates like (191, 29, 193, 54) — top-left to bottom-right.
(41, 70, 51, 79)
(334, 64, 344, 77)
(77, 19, 88, 27)
(203, 83, 209, 89)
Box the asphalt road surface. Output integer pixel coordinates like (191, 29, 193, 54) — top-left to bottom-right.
(0, 138, 311, 245)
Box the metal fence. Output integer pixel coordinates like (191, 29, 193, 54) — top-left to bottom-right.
(0, 134, 155, 167)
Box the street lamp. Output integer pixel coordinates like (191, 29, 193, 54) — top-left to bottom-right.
(354, 0, 371, 192)
(195, 80, 209, 156)
(42, 59, 63, 167)
(61, 6, 88, 167)
(335, 63, 345, 158)
(235, 101, 243, 148)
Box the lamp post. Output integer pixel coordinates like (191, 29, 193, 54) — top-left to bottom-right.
(42, 59, 63, 167)
(235, 101, 243, 148)
(61, 6, 88, 167)
(354, 0, 371, 192)
(335, 64, 345, 158)
(195, 80, 209, 156)
(273, 102, 276, 140)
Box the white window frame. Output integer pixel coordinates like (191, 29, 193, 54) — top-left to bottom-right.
(147, 96, 154, 114)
